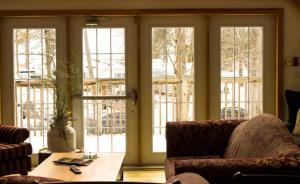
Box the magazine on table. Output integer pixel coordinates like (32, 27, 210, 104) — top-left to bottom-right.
(53, 157, 93, 166)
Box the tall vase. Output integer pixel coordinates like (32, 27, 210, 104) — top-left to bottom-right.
(47, 123, 76, 152)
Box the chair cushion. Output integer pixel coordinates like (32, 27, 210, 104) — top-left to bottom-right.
(0, 142, 32, 160)
(0, 175, 63, 184)
(224, 114, 298, 158)
(292, 109, 300, 136)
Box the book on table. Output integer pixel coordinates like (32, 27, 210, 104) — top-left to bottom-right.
(53, 157, 93, 166)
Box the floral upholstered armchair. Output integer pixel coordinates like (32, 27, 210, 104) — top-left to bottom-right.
(0, 124, 32, 176)
(165, 114, 300, 184)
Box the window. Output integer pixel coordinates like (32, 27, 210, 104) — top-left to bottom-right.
(14, 28, 56, 152)
(220, 27, 263, 119)
(152, 27, 194, 152)
(2, 15, 276, 165)
(82, 28, 126, 153)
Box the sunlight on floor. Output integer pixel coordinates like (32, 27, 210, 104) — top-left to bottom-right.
(123, 170, 166, 183)
(28, 169, 166, 183)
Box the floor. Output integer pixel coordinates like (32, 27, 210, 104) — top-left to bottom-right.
(123, 170, 166, 183)
(28, 168, 166, 183)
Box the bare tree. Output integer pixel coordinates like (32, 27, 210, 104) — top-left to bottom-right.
(152, 27, 194, 121)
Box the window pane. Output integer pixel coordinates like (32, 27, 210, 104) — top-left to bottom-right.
(97, 28, 110, 54)
(249, 27, 263, 52)
(28, 29, 42, 54)
(221, 27, 234, 52)
(112, 54, 125, 79)
(83, 28, 97, 54)
(82, 28, 126, 153)
(249, 52, 263, 78)
(83, 100, 126, 153)
(152, 27, 194, 152)
(14, 28, 56, 153)
(220, 27, 263, 120)
(14, 55, 27, 79)
(235, 52, 248, 77)
(221, 52, 234, 77)
(235, 27, 248, 52)
(111, 28, 125, 54)
(14, 29, 27, 55)
(83, 28, 126, 97)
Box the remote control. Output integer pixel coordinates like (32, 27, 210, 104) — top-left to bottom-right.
(69, 165, 81, 174)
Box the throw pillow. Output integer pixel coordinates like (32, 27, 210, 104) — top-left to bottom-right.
(292, 109, 300, 136)
(224, 113, 294, 158)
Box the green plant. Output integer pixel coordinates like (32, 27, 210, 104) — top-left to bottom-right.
(49, 60, 80, 129)
(52, 95, 71, 128)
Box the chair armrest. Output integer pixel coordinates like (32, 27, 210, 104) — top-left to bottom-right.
(0, 125, 30, 144)
(165, 159, 176, 179)
(166, 119, 245, 158)
(174, 157, 300, 184)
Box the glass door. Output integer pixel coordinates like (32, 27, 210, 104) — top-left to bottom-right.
(82, 27, 127, 153)
(140, 16, 208, 164)
(68, 16, 138, 165)
(209, 15, 276, 119)
(140, 15, 276, 165)
(0, 17, 67, 153)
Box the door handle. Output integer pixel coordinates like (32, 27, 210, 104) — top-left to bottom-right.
(127, 89, 137, 105)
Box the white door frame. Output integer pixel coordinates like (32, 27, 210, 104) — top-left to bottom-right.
(140, 15, 208, 164)
(209, 15, 276, 119)
(68, 16, 139, 165)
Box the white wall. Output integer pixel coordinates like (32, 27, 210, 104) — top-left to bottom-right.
(1, 0, 300, 119)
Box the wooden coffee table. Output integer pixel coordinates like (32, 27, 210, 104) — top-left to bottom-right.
(30, 152, 125, 181)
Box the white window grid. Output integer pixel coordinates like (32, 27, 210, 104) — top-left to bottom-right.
(13, 28, 56, 153)
(220, 27, 263, 120)
(151, 27, 194, 152)
(82, 28, 126, 153)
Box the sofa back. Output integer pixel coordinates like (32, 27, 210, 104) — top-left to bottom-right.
(0, 125, 30, 144)
(166, 120, 245, 158)
(224, 114, 300, 158)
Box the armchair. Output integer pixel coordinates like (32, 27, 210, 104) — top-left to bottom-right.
(165, 114, 300, 184)
(284, 89, 300, 145)
(0, 124, 32, 176)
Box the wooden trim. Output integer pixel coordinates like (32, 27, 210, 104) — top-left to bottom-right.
(205, 18, 210, 119)
(0, 24, 2, 122)
(66, 17, 73, 113)
(0, 8, 283, 17)
(135, 16, 142, 166)
(276, 9, 284, 120)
